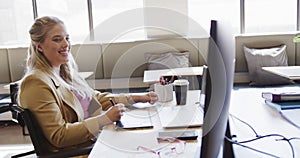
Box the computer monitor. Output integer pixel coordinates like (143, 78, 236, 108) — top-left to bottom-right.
(199, 20, 235, 158)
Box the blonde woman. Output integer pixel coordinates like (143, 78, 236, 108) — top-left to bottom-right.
(17, 16, 158, 149)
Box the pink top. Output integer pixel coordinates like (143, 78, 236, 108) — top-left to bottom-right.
(72, 90, 91, 119)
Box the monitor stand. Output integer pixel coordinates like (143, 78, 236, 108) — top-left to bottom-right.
(193, 121, 235, 158)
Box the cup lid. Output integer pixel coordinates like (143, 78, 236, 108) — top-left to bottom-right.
(173, 79, 189, 85)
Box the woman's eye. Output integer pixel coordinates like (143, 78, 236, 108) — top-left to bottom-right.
(53, 38, 62, 42)
(52, 36, 69, 42)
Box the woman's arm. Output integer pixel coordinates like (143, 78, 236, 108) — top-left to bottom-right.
(95, 91, 158, 110)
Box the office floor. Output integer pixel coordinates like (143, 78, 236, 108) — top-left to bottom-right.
(0, 121, 34, 158)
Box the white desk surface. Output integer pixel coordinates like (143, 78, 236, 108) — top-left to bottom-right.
(262, 66, 300, 80)
(89, 86, 300, 158)
(79, 71, 94, 79)
(143, 66, 203, 84)
(230, 86, 300, 158)
(89, 90, 202, 158)
(86, 77, 148, 90)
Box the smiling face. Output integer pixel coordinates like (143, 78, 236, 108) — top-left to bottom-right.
(37, 23, 70, 68)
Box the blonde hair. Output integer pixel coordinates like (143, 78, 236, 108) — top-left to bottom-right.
(26, 16, 94, 99)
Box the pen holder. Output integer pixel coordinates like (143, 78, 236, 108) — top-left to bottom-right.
(154, 83, 173, 102)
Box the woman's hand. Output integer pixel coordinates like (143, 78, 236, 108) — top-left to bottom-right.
(146, 91, 158, 104)
(132, 92, 158, 104)
(105, 103, 125, 122)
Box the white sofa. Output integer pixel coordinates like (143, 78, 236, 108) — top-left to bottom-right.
(234, 32, 300, 83)
(0, 38, 208, 90)
(1, 32, 300, 91)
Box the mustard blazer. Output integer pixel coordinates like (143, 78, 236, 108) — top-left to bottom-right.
(18, 70, 111, 148)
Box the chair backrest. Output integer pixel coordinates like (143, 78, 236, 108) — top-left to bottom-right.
(13, 106, 93, 158)
(19, 107, 57, 155)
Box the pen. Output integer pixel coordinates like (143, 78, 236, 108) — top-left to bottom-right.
(165, 77, 169, 85)
(160, 76, 171, 85)
(109, 98, 123, 128)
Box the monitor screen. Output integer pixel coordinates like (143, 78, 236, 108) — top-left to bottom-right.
(198, 20, 235, 158)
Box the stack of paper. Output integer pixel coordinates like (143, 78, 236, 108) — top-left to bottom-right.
(262, 90, 300, 129)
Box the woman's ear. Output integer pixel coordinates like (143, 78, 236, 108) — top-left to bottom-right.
(37, 44, 43, 52)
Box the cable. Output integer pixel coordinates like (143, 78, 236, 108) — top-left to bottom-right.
(238, 134, 286, 143)
(238, 134, 296, 158)
(229, 114, 259, 137)
(228, 113, 300, 158)
(276, 137, 295, 158)
(289, 137, 300, 141)
(225, 136, 280, 158)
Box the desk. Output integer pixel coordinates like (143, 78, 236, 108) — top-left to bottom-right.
(230, 86, 300, 157)
(262, 66, 300, 80)
(79, 71, 94, 79)
(89, 86, 300, 158)
(89, 90, 202, 158)
(143, 66, 203, 84)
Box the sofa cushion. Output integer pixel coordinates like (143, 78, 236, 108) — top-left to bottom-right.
(244, 45, 292, 86)
(144, 51, 190, 70)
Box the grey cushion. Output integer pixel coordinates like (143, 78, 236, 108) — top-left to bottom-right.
(144, 51, 190, 70)
(244, 45, 292, 86)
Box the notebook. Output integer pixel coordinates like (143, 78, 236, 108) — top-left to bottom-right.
(116, 108, 153, 129)
(157, 105, 203, 128)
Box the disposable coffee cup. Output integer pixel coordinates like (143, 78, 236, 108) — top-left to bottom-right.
(173, 79, 189, 105)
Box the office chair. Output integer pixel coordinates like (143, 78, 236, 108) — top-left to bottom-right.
(0, 83, 26, 135)
(0, 83, 28, 135)
(0, 102, 11, 113)
(11, 106, 94, 158)
(0, 84, 16, 117)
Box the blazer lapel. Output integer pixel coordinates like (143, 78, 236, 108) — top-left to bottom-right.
(50, 77, 84, 121)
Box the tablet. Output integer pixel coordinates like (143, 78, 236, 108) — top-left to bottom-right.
(158, 130, 198, 140)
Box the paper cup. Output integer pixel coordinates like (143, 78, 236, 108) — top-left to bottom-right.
(173, 79, 189, 105)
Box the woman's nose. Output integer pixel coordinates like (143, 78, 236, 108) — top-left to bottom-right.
(62, 38, 69, 48)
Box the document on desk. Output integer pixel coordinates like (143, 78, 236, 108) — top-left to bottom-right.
(157, 105, 203, 128)
(280, 109, 300, 129)
(117, 108, 153, 129)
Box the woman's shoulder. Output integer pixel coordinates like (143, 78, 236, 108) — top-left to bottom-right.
(21, 70, 52, 85)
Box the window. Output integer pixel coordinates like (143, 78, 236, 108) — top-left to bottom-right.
(37, 0, 90, 44)
(92, 0, 143, 42)
(244, 0, 297, 33)
(188, 0, 240, 35)
(0, 0, 299, 46)
(0, 0, 33, 46)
